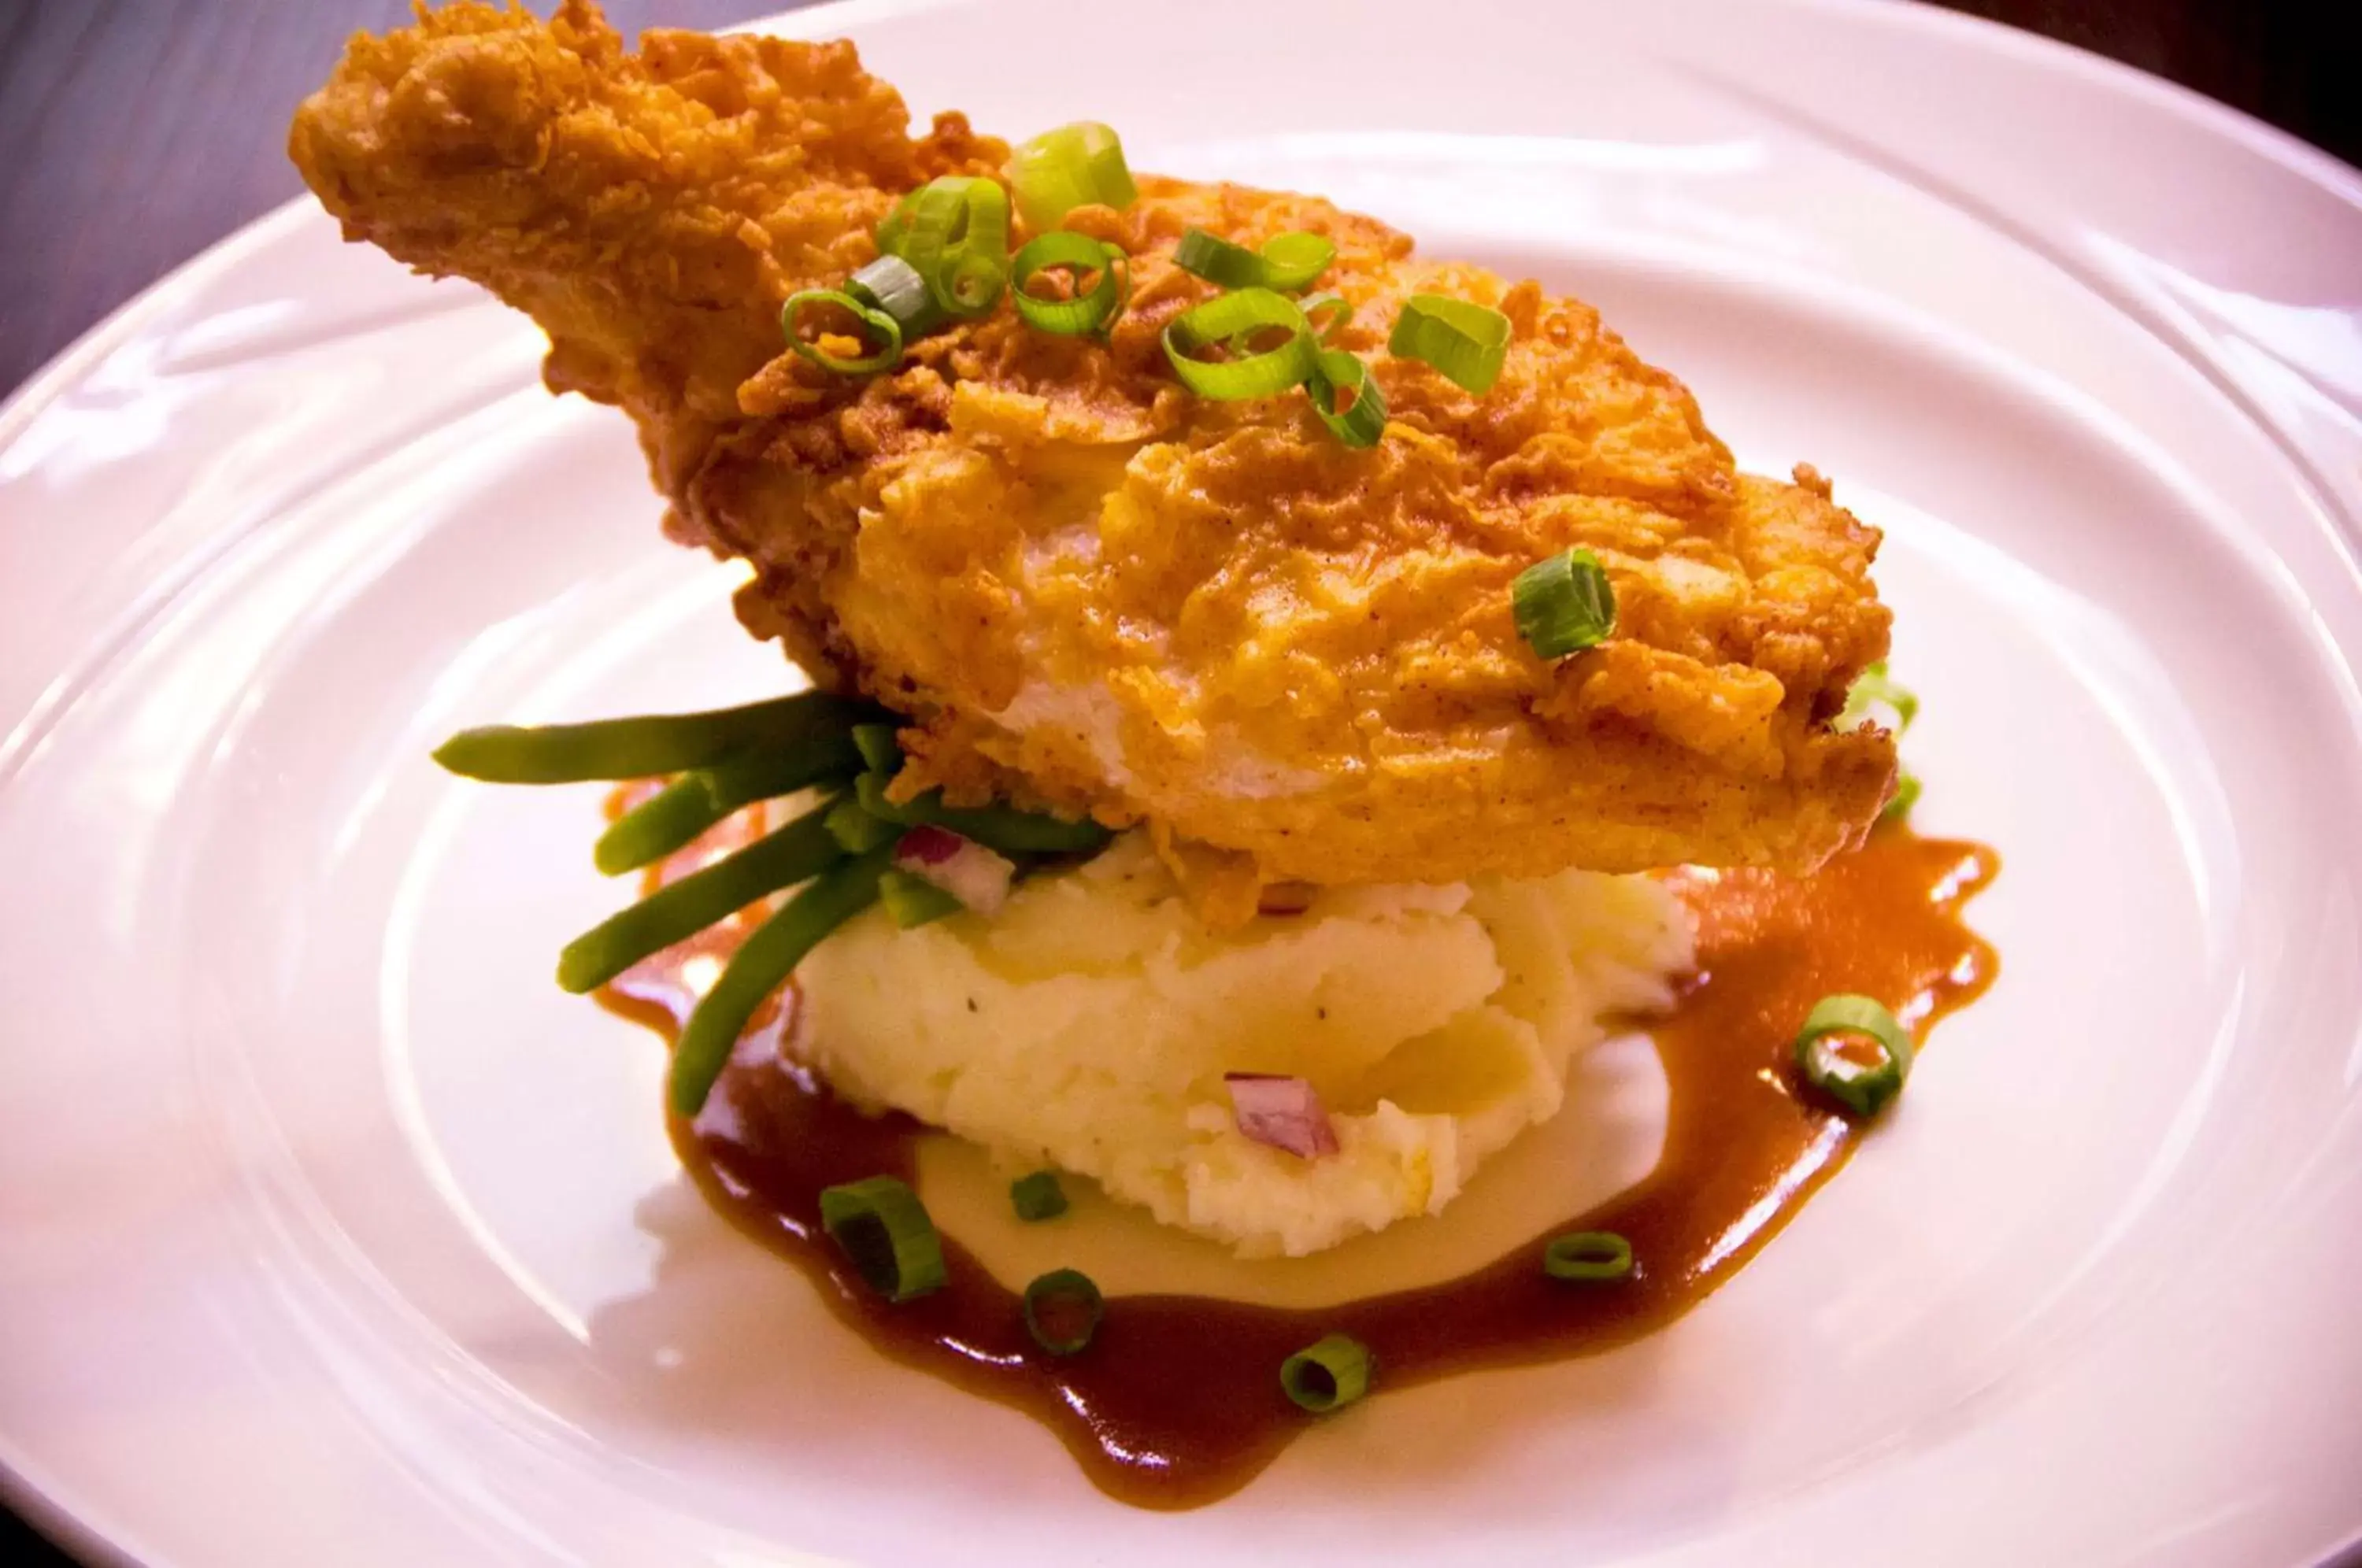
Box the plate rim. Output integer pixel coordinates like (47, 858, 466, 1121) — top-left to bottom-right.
(2, 0, 2359, 1562)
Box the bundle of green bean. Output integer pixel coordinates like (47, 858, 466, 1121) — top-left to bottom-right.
(434, 691, 1113, 1115)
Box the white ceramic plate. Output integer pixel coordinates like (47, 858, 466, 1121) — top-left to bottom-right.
(5, 0, 2361, 1562)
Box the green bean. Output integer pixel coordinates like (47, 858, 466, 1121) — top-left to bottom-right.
(854, 772, 1112, 856)
(433, 691, 882, 784)
(591, 732, 864, 875)
(594, 777, 719, 877)
(668, 843, 896, 1118)
(824, 791, 901, 853)
(558, 795, 849, 995)
(851, 722, 903, 775)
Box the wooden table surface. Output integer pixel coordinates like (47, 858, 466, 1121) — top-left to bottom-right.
(0, 0, 2356, 1561)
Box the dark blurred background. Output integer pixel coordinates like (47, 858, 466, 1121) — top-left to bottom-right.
(0, 0, 2357, 1561)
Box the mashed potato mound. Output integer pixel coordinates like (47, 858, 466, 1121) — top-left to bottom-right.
(791, 835, 1694, 1258)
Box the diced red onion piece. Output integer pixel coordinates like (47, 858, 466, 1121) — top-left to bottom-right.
(894, 823, 966, 866)
(893, 827, 1016, 915)
(1223, 1073, 1340, 1159)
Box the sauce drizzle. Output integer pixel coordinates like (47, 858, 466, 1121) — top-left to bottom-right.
(603, 815, 1997, 1510)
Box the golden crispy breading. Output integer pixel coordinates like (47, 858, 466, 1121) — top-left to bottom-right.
(291, 1, 1896, 890)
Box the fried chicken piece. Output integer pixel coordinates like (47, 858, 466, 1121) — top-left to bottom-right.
(291, 1, 1895, 894)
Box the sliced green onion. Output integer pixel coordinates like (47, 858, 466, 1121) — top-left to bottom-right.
(878, 176, 1009, 316)
(433, 692, 880, 784)
(1256, 231, 1336, 291)
(879, 177, 1005, 262)
(668, 843, 894, 1116)
(851, 722, 902, 775)
(1839, 660, 1920, 734)
(1542, 1230, 1634, 1282)
(1010, 231, 1128, 336)
(854, 771, 1112, 856)
(1305, 348, 1386, 449)
(592, 734, 864, 875)
(1298, 291, 1352, 342)
(1162, 287, 1318, 401)
(879, 866, 963, 928)
(825, 790, 900, 853)
(1006, 121, 1137, 231)
(1172, 229, 1266, 289)
(1883, 771, 1922, 823)
(558, 793, 848, 994)
(1388, 294, 1512, 395)
(1021, 1268, 1105, 1356)
(846, 253, 946, 340)
(1009, 1170, 1069, 1222)
(1512, 548, 1617, 659)
(1794, 993, 1914, 1119)
(1280, 1333, 1373, 1414)
(783, 288, 903, 376)
(1837, 664, 1921, 822)
(818, 1175, 947, 1303)
(1173, 227, 1335, 293)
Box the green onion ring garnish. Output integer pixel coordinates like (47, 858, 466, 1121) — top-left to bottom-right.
(1021, 1268, 1105, 1355)
(846, 253, 946, 341)
(1837, 662, 1921, 822)
(1542, 1230, 1635, 1282)
(1512, 548, 1617, 660)
(1256, 231, 1337, 291)
(1298, 291, 1353, 342)
(1007, 121, 1138, 231)
(1009, 1170, 1069, 1222)
(1839, 660, 1920, 734)
(1161, 287, 1318, 401)
(1842, 656, 1918, 822)
(1010, 231, 1129, 337)
(1280, 1333, 1373, 1414)
(1793, 993, 1914, 1119)
(1388, 293, 1512, 394)
(1173, 227, 1335, 293)
(1305, 348, 1386, 449)
(944, 251, 1008, 316)
(1172, 230, 1262, 288)
(876, 176, 1009, 317)
(782, 288, 903, 376)
(818, 1175, 948, 1303)
(879, 866, 964, 929)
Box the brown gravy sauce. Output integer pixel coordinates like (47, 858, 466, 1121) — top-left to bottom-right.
(602, 801, 1998, 1510)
